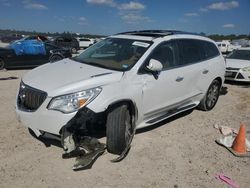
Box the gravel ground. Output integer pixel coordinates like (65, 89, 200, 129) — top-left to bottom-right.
(0, 69, 249, 188)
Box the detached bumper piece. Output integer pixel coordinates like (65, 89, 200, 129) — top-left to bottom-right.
(72, 137, 106, 171)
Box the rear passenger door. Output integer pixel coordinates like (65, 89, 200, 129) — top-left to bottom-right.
(175, 39, 209, 100)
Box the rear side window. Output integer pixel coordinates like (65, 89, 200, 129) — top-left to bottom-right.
(177, 39, 204, 65)
(177, 39, 219, 65)
(80, 39, 90, 42)
(203, 41, 220, 59)
(64, 38, 72, 42)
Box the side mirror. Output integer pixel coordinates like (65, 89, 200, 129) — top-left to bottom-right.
(146, 59, 163, 72)
(143, 59, 163, 79)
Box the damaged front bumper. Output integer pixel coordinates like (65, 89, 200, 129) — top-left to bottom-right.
(15, 97, 78, 136)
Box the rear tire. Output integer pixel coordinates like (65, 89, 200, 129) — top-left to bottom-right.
(50, 54, 63, 62)
(71, 47, 77, 54)
(106, 104, 132, 155)
(0, 58, 5, 70)
(198, 79, 221, 111)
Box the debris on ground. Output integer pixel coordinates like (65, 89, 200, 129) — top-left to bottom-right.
(216, 123, 250, 157)
(215, 173, 239, 188)
(0, 76, 19, 80)
(214, 123, 238, 136)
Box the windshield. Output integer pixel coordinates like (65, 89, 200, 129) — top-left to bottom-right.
(227, 50, 250, 61)
(73, 37, 152, 71)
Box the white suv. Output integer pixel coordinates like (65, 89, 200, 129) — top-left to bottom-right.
(16, 30, 225, 155)
(77, 38, 95, 49)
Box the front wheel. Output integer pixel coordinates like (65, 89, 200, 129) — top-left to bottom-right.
(0, 58, 5, 70)
(106, 104, 133, 155)
(198, 79, 221, 111)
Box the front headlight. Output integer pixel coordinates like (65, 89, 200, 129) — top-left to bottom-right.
(242, 66, 250, 72)
(47, 87, 102, 113)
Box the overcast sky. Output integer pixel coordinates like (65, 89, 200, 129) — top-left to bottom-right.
(0, 0, 249, 35)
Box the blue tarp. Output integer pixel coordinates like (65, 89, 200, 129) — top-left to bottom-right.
(10, 40, 46, 56)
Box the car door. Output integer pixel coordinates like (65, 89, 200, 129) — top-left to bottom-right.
(17, 41, 48, 67)
(140, 40, 204, 122)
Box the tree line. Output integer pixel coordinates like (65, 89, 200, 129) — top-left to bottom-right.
(0, 29, 249, 40)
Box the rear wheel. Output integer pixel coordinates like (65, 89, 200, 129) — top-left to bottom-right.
(0, 58, 5, 70)
(71, 47, 77, 54)
(106, 104, 133, 155)
(50, 54, 63, 62)
(198, 79, 221, 111)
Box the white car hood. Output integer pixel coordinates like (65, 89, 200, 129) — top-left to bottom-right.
(226, 58, 250, 69)
(22, 58, 123, 96)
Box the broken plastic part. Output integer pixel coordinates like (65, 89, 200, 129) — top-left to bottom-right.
(62, 131, 76, 153)
(72, 138, 106, 171)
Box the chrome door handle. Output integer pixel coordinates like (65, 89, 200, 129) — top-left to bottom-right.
(176, 76, 184, 82)
(202, 69, 209, 74)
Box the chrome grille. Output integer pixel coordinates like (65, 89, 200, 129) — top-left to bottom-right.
(225, 71, 237, 79)
(17, 82, 47, 111)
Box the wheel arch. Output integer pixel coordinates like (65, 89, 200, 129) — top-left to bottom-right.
(106, 99, 138, 124)
(49, 53, 64, 62)
(214, 76, 223, 87)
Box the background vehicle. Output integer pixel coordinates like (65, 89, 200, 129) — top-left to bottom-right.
(77, 38, 95, 48)
(16, 30, 225, 155)
(1, 34, 23, 43)
(225, 48, 250, 82)
(216, 40, 240, 54)
(51, 36, 80, 53)
(0, 42, 71, 70)
(23, 35, 48, 42)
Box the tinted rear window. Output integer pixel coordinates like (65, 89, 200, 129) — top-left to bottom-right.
(177, 39, 219, 65)
(204, 41, 220, 59)
(177, 39, 203, 65)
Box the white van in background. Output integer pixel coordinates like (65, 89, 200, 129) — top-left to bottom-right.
(216, 40, 241, 54)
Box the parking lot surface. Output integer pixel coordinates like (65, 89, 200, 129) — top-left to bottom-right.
(0, 69, 249, 188)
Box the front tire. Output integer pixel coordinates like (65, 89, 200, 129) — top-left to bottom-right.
(0, 58, 5, 70)
(198, 79, 221, 111)
(106, 104, 133, 155)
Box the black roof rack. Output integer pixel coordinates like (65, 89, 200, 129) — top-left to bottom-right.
(116, 30, 199, 38)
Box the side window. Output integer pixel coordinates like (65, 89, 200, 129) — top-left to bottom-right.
(80, 39, 90, 42)
(64, 38, 72, 42)
(203, 41, 220, 59)
(177, 39, 203, 65)
(149, 41, 177, 70)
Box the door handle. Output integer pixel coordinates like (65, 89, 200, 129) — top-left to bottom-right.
(176, 76, 184, 82)
(202, 69, 209, 74)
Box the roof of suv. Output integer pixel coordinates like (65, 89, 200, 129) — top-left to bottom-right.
(112, 30, 204, 41)
(117, 30, 195, 37)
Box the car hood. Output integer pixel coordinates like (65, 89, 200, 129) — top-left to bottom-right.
(226, 58, 250, 69)
(22, 58, 123, 97)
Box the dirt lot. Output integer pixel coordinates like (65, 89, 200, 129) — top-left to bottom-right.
(0, 69, 249, 188)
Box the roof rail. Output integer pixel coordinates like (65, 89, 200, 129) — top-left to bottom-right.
(116, 30, 200, 37)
